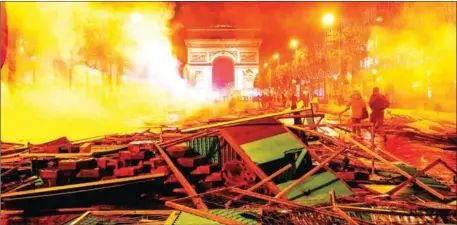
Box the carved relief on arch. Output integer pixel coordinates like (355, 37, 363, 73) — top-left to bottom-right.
(209, 50, 237, 63)
(243, 69, 256, 88)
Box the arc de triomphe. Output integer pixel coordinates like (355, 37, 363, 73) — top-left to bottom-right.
(184, 26, 262, 91)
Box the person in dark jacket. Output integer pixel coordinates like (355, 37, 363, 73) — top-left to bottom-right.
(291, 95, 302, 125)
(369, 87, 390, 141)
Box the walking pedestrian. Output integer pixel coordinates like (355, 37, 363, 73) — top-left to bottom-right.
(312, 94, 319, 113)
(291, 94, 302, 125)
(302, 90, 309, 108)
(369, 87, 390, 141)
(282, 92, 288, 108)
(339, 90, 368, 136)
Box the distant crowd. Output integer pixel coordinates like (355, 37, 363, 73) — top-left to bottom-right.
(251, 87, 390, 140)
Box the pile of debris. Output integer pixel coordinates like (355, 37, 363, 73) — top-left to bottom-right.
(1, 107, 456, 225)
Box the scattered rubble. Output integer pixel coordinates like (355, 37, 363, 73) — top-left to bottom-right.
(1, 107, 456, 224)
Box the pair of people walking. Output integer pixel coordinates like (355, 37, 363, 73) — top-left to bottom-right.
(339, 87, 390, 139)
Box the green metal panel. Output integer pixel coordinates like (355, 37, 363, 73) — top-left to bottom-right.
(188, 136, 220, 165)
(240, 133, 305, 164)
(173, 212, 222, 225)
(394, 163, 450, 190)
(276, 171, 354, 206)
(173, 210, 258, 225)
(209, 209, 258, 225)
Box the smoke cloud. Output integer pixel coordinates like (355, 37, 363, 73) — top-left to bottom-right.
(367, 2, 456, 112)
(1, 2, 215, 143)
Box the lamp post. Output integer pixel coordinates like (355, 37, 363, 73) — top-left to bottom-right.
(289, 39, 301, 98)
(273, 53, 280, 88)
(322, 13, 343, 101)
(289, 39, 299, 77)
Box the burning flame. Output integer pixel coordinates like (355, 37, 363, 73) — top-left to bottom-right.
(1, 2, 216, 143)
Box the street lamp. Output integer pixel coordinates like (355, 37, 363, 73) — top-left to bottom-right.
(322, 13, 335, 26)
(289, 39, 298, 49)
(322, 13, 340, 101)
(272, 53, 281, 90)
(263, 62, 268, 68)
(273, 53, 279, 60)
(289, 39, 299, 82)
(131, 12, 142, 23)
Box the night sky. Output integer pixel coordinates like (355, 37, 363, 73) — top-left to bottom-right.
(170, 2, 396, 67)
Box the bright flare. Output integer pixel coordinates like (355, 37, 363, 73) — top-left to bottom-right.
(289, 39, 298, 49)
(1, 2, 215, 143)
(322, 13, 335, 26)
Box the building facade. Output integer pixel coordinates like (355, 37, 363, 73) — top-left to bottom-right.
(184, 26, 262, 91)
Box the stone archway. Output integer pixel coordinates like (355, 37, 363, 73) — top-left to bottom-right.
(211, 56, 234, 91)
(185, 35, 262, 91)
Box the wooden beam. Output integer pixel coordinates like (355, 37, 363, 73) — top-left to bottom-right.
(275, 147, 347, 199)
(248, 163, 292, 192)
(288, 125, 348, 147)
(1, 173, 165, 198)
(164, 211, 180, 225)
(345, 134, 447, 200)
(328, 189, 362, 225)
(7, 145, 129, 160)
(275, 113, 325, 119)
(1, 207, 99, 215)
(218, 129, 283, 197)
(387, 158, 441, 196)
(91, 210, 174, 215)
(160, 130, 218, 148)
(438, 159, 457, 175)
(165, 201, 245, 225)
(330, 126, 404, 163)
(334, 207, 360, 225)
(181, 108, 311, 133)
(69, 211, 91, 225)
(337, 206, 429, 216)
(153, 143, 208, 211)
(284, 123, 373, 129)
(230, 187, 344, 218)
(283, 125, 355, 192)
(225, 164, 292, 208)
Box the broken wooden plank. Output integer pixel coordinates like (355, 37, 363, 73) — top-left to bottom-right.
(438, 159, 457, 175)
(160, 130, 219, 148)
(68, 211, 91, 225)
(337, 206, 431, 216)
(230, 187, 347, 218)
(1, 173, 165, 199)
(91, 210, 175, 215)
(387, 158, 442, 196)
(182, 108, 310, 133)
(164, 211, 181, 225)
(345, 134, 447, 200)
(275, 147, 347, 199)
(0, 207, 99, 216)
(275, 113, 325, 119)
(288, 125, 349, 147)
(248, 163, 292, 192)
(153, 143, 208, 211)
(225, 164, 293, 208)
(165, 201, 245, 225)
(283, 124, 354, 194)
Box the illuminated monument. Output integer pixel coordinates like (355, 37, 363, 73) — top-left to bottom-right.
(184, 25, 261, 91)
